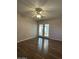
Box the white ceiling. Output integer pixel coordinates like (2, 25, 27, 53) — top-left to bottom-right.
(17, 0, 62, 20)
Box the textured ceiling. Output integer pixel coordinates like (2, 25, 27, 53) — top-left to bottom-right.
(17, 0, 62, 20)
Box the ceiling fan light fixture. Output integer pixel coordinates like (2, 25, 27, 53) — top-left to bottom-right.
(35, 8, 43, 19)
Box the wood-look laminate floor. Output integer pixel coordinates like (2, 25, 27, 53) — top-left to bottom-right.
(17, 37, 62, 59)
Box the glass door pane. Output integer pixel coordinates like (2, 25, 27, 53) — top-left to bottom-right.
(39, 24, 43, 36)
(44, 24, 49, 37)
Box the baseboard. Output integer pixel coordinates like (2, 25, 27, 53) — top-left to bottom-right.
(17, 37, 36, 43)
(49, 38, 62, 42)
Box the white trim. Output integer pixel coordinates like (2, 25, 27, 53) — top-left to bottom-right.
(17, 37, 35, 43)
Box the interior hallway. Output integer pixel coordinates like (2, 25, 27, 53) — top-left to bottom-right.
(17, 0, 62, 59)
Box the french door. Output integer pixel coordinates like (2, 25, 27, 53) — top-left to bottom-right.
(38, 24, 49, 37)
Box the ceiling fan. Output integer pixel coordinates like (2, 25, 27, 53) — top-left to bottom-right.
(32, 7, 46, 19)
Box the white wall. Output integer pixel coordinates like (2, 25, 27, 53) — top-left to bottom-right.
(17, 13, 37, 42)
(38, 18, 62, 41)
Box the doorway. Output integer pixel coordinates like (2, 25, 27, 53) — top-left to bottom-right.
(38, 24, 49, 38)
